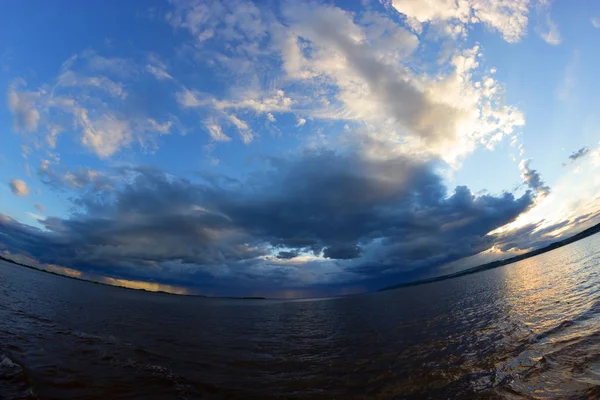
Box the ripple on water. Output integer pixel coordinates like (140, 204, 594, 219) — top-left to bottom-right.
(0, 352, 37, 399)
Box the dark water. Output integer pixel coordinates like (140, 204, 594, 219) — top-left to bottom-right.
(1, 237, 599, 399)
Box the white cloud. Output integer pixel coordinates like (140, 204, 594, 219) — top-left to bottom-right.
(205, 123, 232, 142)
(177, 88, 292, 144)
(56, 70, 126, 98)
(7, 51, 179, 159)
(592, 17, 600, 28)
(540, 18, 561, 45)
(279, 3, 524, 162)
(214, 90, 294, 114)
(76, 109, 132, 158)
(227, 114, 253, 144)
(166, 0, 269, 46)
(7, 81, 41, 132)
(296, 117, 306, 127)
(83, 52, 133, 77)
(537, 0, 561, 45)
(9, 179, 29, 197)
(45, 127, 61, 149)
(146, 119, 173, 135)
(63, 170, 97, 189)
(146, 64, 173, 80)
(26, 212, 45, 221)
(386, 0, 531, 43)
(164, 1, 525, 163)
(38, 160, 113, 191)
(176, 89, 208, 108)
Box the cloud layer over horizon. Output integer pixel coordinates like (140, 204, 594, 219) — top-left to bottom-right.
(0, 150, 553, 296)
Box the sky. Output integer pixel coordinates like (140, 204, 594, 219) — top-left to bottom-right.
(2, 0, 600, 298)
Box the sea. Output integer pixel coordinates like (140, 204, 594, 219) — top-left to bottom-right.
(1, 235, 599, 399)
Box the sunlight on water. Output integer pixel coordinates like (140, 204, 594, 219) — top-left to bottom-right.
(490, 242, 600, 398)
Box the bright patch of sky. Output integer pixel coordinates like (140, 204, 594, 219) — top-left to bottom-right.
(2, 0, 600, 297)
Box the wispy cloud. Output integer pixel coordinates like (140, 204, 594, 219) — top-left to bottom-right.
(557, 50, 579, 100)
(537, 0, 562, 45)
(563, 147, 590, 166)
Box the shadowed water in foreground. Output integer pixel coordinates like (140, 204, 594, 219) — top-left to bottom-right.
(1, 236, 599, 399)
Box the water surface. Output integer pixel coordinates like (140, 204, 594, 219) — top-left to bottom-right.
(1, 236, 599, 399)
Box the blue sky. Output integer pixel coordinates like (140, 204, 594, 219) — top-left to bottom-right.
(2, 0, 600, 298)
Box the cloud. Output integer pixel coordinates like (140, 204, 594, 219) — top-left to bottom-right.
(276, 250, 298, 259)
(227, 114, 253, 144)
(7, 81, 40, 132)
(557, 51, 579, 101)
(38, 160, 113, 191)
(82, 51, 137, 77)
(8, 179, 29, 197)
(7, 51, 180, 159)
(537, 0, 561, 45)
(519, 159, 550, 198)
(323, 243, 361, 260)
(176, 89, 207, 108)
(76, 109, 132, 158)
(166, 0, 269, 49)
(385, 0, 530, 43)
(177, 89, 293, 143)
(213, 90, 294, 114)
(26, 212, 45, 221)
(592, 17, 600, 28)
(0, 150, 537, 294)
(539, 19, 561, 45)
(205, 123, 231, 142)
(1, 0, 564, 296)
(146, 64, 173, 81)
(164, 1, 525, 163)
(279, 3, 524, 162)
(34, 203, 46, 213)
(566, 147, 590, 164)
(56, 70, 126, 98)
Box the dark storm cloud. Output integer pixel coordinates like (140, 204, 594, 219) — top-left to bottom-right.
(323, 244, 361, 259)
(0, 151, 541, 293)
(276, 251, 299, 259)
(207, 153, 535, 277)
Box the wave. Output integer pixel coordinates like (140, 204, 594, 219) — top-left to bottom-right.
(0, 351, 37, 399)
(484, 297, 600, 398)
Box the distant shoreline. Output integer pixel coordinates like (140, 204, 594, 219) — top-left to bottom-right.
(379, 222, 600, 292)
(0, 256, 266, 300)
